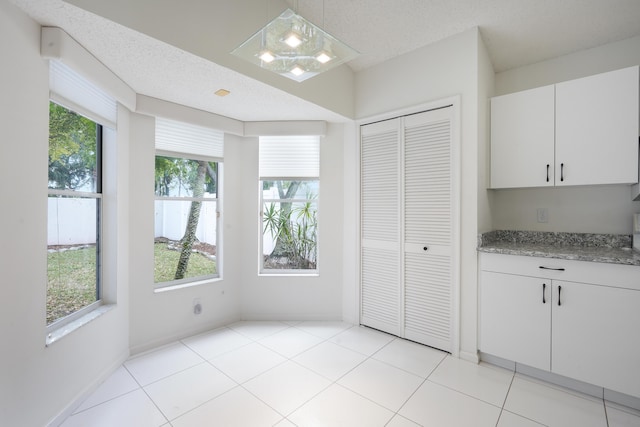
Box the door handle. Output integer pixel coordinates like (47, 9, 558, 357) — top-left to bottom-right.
(542, 283, 546, 304)
(423, 246, 429, 251)
(560, 163, 564, 182)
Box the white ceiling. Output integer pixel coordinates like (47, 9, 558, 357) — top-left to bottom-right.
(10, 0, 640, 122)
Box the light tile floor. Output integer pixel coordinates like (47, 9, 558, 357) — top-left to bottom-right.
(60, 321, 640, 427)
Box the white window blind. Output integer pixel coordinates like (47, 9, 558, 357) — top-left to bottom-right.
(259, 135, 320, 179)
(155, 118, 224, 161)
(49, 60, 117, 128)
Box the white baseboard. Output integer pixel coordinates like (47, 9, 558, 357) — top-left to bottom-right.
(459, 350, 479, 364)
(129, 315, 239, 356)
(46, 350, 129, 427)
(480, 352, 640, 411)
(605, 388, 640, 412)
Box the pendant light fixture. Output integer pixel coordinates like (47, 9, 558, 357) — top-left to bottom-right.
(231, 3, 359, 82)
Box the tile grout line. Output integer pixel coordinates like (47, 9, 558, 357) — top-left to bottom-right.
(248, 324, 402, 424)
(236, 324, 335, 422)
(166, 324, 291, 424)
(494, 369, 516, 427)
(122, 363, 171, 426)
(180, 326, 255, 360)
(139, 324, 289, 424)
(386, 353, 450, 425)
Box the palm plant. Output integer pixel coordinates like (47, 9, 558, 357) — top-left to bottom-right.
(263, 189, 317, 269)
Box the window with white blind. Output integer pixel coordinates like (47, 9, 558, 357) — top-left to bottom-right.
(259, 136, 319, 274)
(47, 60, 116, 329)
(154, 118, 224, 288)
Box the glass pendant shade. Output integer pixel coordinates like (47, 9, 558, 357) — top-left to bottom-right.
(231, 8, 359, 82)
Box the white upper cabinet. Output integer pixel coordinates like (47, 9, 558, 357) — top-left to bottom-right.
(490, 66, 639, 189)
(555, 66, 639, 186)
(491, 85, 555, 189)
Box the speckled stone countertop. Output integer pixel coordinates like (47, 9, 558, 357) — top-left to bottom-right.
(477, 230, 640, 266)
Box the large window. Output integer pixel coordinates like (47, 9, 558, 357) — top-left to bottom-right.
(47, 102, 102, 326)
(154, 119, 223, 288)
(259, 136, 320, 274)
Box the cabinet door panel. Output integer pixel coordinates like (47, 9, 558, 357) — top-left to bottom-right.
(555, 66, 639, 186)
(552, 281, 640, 398)
(480, 271, 551, 371)
(490, 85, 555, 189)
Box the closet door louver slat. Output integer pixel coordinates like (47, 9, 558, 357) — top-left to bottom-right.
(403, 112, 453, 351)
(360, 120, 401, 336)
(360, 107, 454, 353)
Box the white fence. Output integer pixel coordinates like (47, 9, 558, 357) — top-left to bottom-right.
(154, 199, 217, 245)
(47, 197, 217, 246)
(49, 192, 313, 254)
(48, 197, 97, 246)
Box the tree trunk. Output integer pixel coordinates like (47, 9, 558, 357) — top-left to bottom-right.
(174, 161, 207, 280)
(269, 181, 300, 258)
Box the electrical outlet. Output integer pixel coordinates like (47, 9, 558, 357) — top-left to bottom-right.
(537, 208, 548, 223)
(193, 298, 202, 315)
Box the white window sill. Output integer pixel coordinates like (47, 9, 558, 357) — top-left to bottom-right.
(258, 272, 319, 277)
(154, 277, 222, 293)
(45, 304, 116, 347)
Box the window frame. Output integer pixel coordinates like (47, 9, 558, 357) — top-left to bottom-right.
(153, 153, 222, 290)
(259, 178, 320, 275)
(46, 102, 104, 332)
(258, 134, 321, 276)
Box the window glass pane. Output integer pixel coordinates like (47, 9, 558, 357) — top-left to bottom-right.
(47, 196, 99, 325)
(47, 101, 101, 326)
(262, 180, 318, 271)
(154, 200, 218, 282)
(154, 154, 219, 286)
(48, 102, 98, 192)
(155, 156, 218, 198)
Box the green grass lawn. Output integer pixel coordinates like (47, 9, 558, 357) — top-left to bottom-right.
(154, 242, 217, 283)
(47, 244, 216, 325)
(47, 247, 97, 325)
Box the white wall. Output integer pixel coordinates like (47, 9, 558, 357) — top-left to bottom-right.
(341, 121, 359, 324)
(354, 28, 484, 360)
(477, 34, 495, 235)
(238, 124, 345, 320)
(128, 114, 240, 353)
(0, 3, 130, 425)
(492, 35, 640, 234)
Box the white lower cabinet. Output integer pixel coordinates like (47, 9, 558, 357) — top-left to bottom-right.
(479, 253, 640, 399)
(551, 280, 640, 398)
(479, 271, 550, 371)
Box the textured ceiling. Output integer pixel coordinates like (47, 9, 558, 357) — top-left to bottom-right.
(288, 0, 640, 73)
(9, 0, 640, 122)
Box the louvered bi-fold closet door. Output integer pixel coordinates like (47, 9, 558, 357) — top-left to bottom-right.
(360, 118, 402, 336)
(403, 107, 454, 352)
